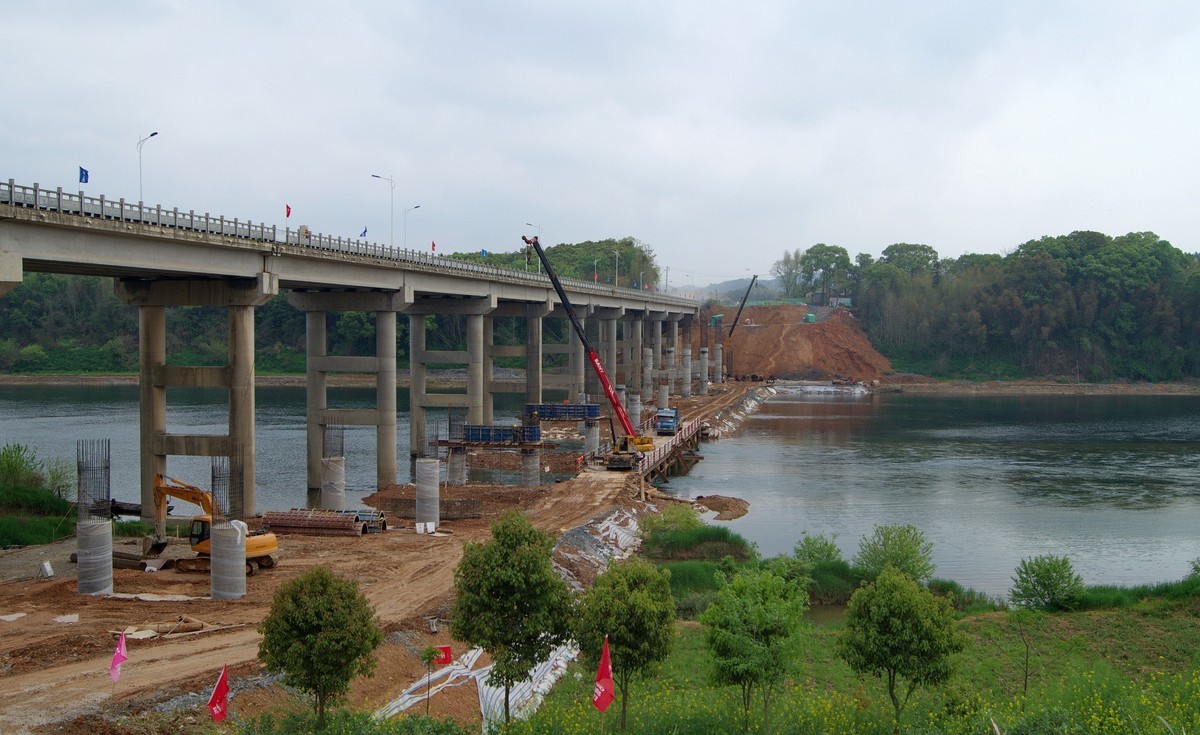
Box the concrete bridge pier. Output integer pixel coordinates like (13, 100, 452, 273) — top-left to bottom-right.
(665, 346, 677, 396)
(0, 250, 20, 296)
(406, 296, 497, 457)
(117, 273, 278, 521)
(641, 347, 654, 401)
(699, 347, 710, 395)
(288, 290, 407, 493)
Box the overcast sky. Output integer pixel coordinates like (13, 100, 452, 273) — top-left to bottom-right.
(4, 2, 1197, 286)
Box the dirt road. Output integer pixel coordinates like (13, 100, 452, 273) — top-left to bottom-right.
(0, 383, 763, 734)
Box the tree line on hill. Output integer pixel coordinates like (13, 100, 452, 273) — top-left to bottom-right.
(769, 230, 1200, 381)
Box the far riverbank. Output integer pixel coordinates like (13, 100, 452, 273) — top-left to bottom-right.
(3, 372, 1200, 395)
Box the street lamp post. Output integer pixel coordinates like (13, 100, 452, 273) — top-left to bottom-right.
(137, 131, 158, 203)
(638, 270, 645, 291)
(593, 258, 599, 282)
(525, 223, 542, 272)
(404, 205, 420, 250)
(371, 174, 396, 247)
(611, 250, 620, 288)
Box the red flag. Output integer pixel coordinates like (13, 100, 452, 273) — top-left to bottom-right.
(285, 204, 291, 218)
(592, 636, 615, 713)
(434, 645, 453, 665)
(109, 631, 127, 682)
(207, 664, 230, 723)
(431, 240, 436, 252)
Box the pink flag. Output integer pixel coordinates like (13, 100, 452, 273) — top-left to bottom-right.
(285, 204, 292, 218)
(207, 664, 230, 723)
(109, 632, 127, 682)
(592, 636, 615, 713)
(431, 240, 436, 252)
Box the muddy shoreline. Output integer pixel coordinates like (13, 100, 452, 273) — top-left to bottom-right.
(2, 372, 1198, 395)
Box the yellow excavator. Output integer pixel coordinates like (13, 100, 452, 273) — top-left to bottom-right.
(143, 473, 279, 575)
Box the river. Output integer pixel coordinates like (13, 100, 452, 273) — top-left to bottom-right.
(2, 382, 1198, 597)
(665, 385, 1200, 597)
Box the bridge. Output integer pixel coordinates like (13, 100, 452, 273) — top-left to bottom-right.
(0, 179, 720, 517)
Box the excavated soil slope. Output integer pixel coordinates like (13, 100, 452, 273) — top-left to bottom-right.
(698, 304, 891, 382)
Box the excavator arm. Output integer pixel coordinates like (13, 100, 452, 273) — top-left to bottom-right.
(147, 473, 220, 556)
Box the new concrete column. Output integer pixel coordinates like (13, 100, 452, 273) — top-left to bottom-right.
(375, 311, 397, 488)
(629, 393, 642, 430)
(409, 313, 428, 457)
(305, 311, 327, 491)
(138, 306, 167, 518)
(670, 319, 681, 370)
(525, 309, 543, 405)
(482, 317, 494, 424)
(641, 347, 654, 401)
(228, 304, 256, 516)
(583, 419, 599, 454)
(467, 314, 485, 424)
(714, 343, 725, 383)
(682, 351, 693, 398)
(699, 347, 710, 395)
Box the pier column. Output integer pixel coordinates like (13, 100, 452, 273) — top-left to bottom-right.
(409, 313, 428, 457)
(630, 318, 644, 399)
(699, 347, 709, 395)
(137, 305, 167, 521)
(525, 304, 547, 405)
(482, 316, 494, 424)
(651, 318, 664, 371)
(714, 343, 724, 383)
(641, 347, 654, 401)
(570, 315, 586, 400)
(118, 272, 277, 520)
(289, 290, 407, 490)
(682, 351, 693, 398)
(0, 250, 21, 297)
(376, 311, 398, 488)
(305, 311, 327, 491)
(468, 313, 484, 424)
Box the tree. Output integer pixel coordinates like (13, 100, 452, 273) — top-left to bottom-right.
(881, 242, 940, 276)
(799, 244, 852, 304)
(853, 524, 935, 584)
(257, 566, 384, 729)
(574, 558, 675, 730)
(837, 566, 965, 734)
(701, 569, 808, 734)
(1009, 554, 1085, 611)
(770, 249, 804, 298)
(450, 511, 572, 723)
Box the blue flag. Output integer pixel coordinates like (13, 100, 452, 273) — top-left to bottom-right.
(360, 227, 368, 237)
(481, 249, 488, 256)
(79, 167, 89, 184)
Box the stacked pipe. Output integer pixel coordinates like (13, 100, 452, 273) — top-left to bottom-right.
(263, 509, 365, 536)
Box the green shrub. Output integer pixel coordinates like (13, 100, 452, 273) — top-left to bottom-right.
(929, 577, 1006, 613)
(44, 458, 75, 499)
(1010, 554, 1085, 611)
(807, 558, 861, 604)
(794, 531, 843, 564)
(0, 483, 72, 516)
(0, 443, 45, 490)
(639, 502, 703, 539)
(852, 523, 935, 584)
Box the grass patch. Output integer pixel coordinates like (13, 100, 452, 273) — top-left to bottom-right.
(0, 515, 75, 546)
(641, 526, 754, 562)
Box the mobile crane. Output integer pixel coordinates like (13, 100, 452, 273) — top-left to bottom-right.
(522, 235, 655, 470)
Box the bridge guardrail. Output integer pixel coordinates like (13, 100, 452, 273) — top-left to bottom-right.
(2, 178, 697, 308)
(638, 418, 701, 474)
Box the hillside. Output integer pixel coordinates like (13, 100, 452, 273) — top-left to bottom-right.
(696, 304, 892, 382)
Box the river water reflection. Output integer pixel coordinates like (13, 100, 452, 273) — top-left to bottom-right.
(665, 387, 1200, 597)
(3, 383, 1198, 597)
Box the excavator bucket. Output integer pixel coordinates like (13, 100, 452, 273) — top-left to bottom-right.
(144, 537, 169, 557)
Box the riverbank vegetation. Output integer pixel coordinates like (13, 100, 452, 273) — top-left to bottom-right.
(768, 230, 1200, 381)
